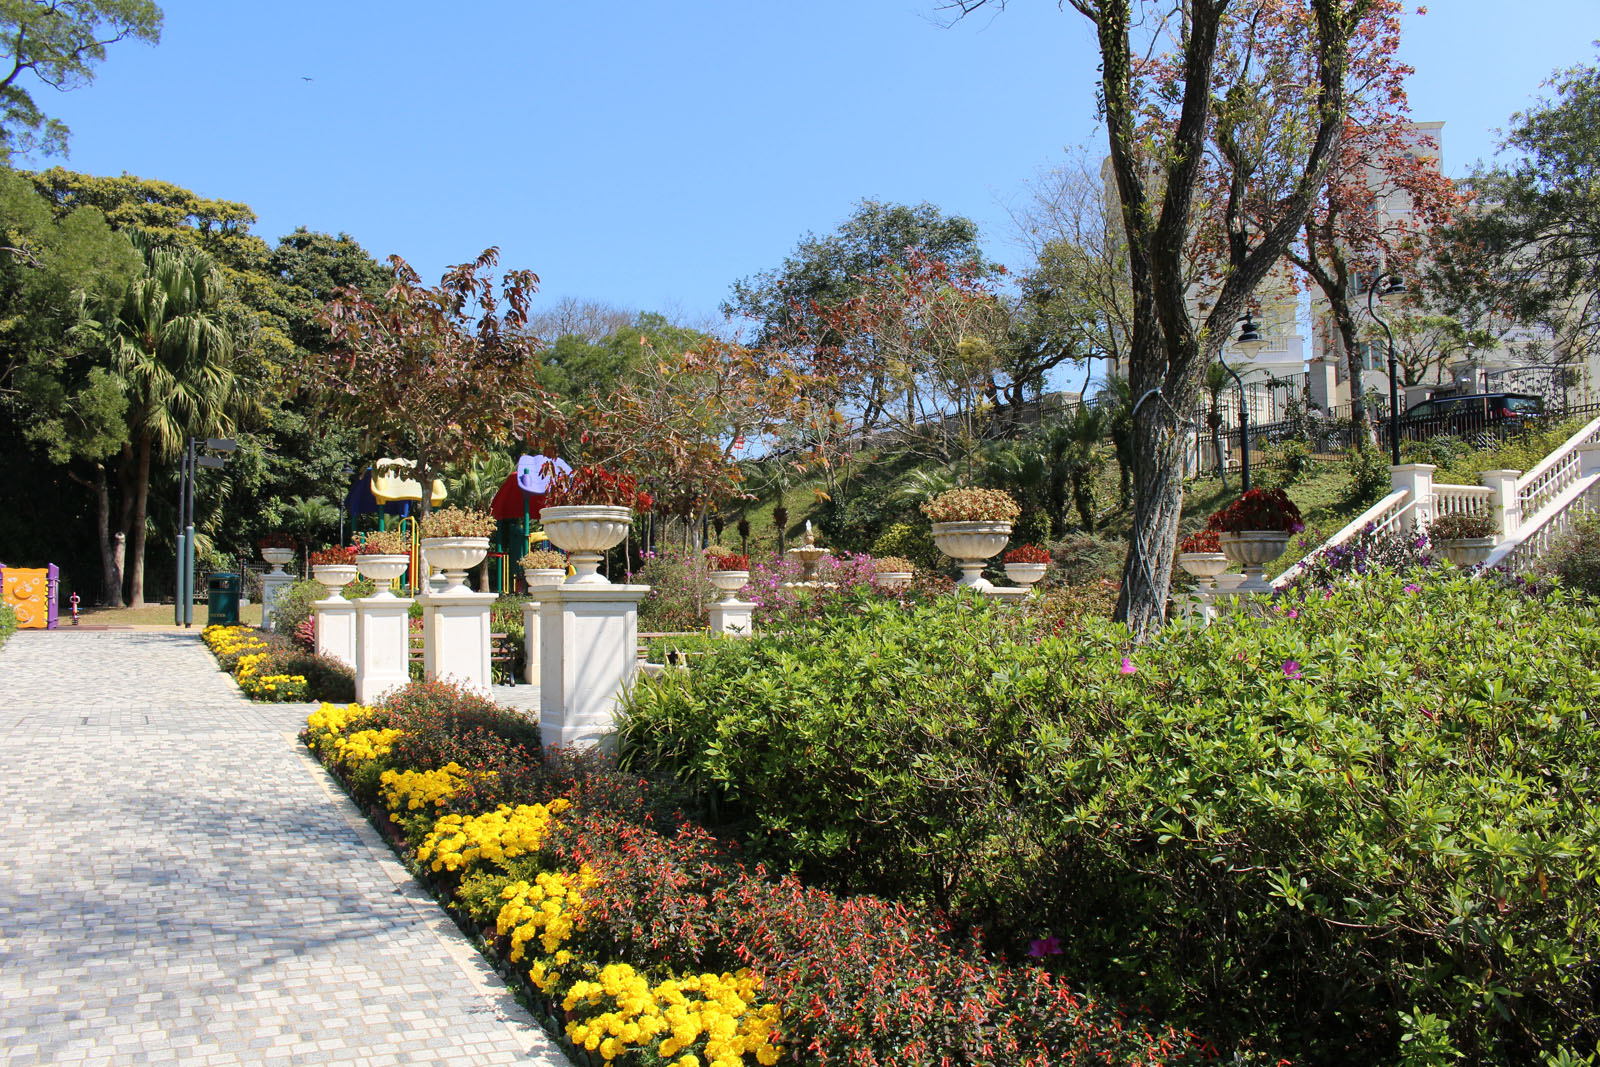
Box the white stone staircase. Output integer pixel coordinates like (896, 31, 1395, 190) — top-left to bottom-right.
(1272, 414, 1600, 589)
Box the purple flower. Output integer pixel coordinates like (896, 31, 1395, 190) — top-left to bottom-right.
(1027, 936, 1063, 957)
(1119, 656, 1137, 675)
(1283, 660, 1303, 680)
(1404, 583, 1421, 594)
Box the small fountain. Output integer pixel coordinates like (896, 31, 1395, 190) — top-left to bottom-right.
(782, 521, 831, 589)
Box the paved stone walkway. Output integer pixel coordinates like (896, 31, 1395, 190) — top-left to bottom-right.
(0, 630, 570, 1067)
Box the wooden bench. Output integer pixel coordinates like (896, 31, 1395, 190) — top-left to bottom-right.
(407, 632, 521, 686)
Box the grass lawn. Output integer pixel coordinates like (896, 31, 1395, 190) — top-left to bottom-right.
(75, 601, 263, 628)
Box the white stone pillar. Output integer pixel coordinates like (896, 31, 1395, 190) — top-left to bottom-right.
(355, 594, 414, 704)
(1390, 463, 1436, 534)
(522, 596, 543, 685)
(708, 600, 755, 636)
(313, 598, 356, 668)
(1480, 468, 1522, 543)
(417, 588, 495, 697)
(1580, 441, 1600, 478)
(539, 584, 650, 751)
(259, 571, 295, 632)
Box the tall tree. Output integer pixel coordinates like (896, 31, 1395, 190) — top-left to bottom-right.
(98, 240, 240, 606)
(0, 0, 161, 159)
(1434, 54, 1600, 374)
(308, 249, 560, 518)
(950, 0, 1370, 637)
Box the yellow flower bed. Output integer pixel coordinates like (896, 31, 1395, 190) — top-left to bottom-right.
(239, 672, 309, 701)
(204, 625, 307, 702)
(415, 800, 570, 873)
(306, 701, 376, 737)
(379, 763, 466, 812)
(334, 727, 404, 767)
(564, 964, 782, 1067)
(497, 868, 596, 964)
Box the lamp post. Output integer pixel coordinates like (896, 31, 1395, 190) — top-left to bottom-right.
(174, 437, 236, 627)
(1224, 315, 1267, 492)
(1366, 274, 1407, 465)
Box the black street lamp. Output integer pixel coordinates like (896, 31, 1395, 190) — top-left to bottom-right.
(1225, 315, 1267, 492)
(175, 437, 236, 627)
(1366, 274, 1407, 465)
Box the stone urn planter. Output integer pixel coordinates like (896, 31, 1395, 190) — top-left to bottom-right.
(261, 547, 294, 574)
(539, 505, 632, 585)
(419, 536, 490, 592)
(875, 571, 913, 592)
(1436, 536, 1496, 568)
(1219, 531, 1293, 595)
(311, 563, 359, 599)
(523, 566, 567, 591)
(1002, 562, 1048, 589)
(355, 554, 411, 597)
(1178, 551, 1229, 582)
(930, 521, 1012, 592)
(708, 569, 750, 602)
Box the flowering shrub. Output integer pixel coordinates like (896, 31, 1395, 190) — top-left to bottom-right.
(303, 672, 1195, 1067)
(420, 506, 496, 539)
(1539, 510, 1600, 598)
(257, 532, 296, 551)
(520, 548, 568, 571)
(1178, 529, 1222, 554)
(1003, 543, 1051, 565)
(1286, 523, 1438, 593)
(872, 555, 916, 573)
(1427, 511, 1494, 540)
(920, 486, 1021, 523)
(202, 624, 353, 702)
(543, 466, 654, 512)
(309, 545, 358, 566)
(621, 578, 1600, 1064)
(1205, 487, 1304, 533)
(357, 528, 409, 554)
(744, 552, 883, 627)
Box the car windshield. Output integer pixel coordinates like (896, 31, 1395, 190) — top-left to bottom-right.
(1504, 396, 1543, 414)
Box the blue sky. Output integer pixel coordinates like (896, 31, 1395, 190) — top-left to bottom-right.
(34, 1, 1600, 325)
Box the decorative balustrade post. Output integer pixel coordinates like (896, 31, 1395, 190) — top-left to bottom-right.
(538, 583, 650, 751)
(1480, 469, 1522, 543)
(417, 588, 495, 697)
(1390, 463, 1436, 534)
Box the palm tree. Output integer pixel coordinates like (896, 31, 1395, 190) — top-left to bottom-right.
(1202, 361, 1232, 489)
(101, 242, 239, 606)
(285, 495, 340, 575)
(1048, 403, 1107, 532)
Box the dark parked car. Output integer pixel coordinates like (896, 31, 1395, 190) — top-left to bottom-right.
(1400, 392, 1544, 443)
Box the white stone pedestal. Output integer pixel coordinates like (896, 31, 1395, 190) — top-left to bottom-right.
(355, 595, 414, 704)
(418, 588, 495, 697)
(708, 599, 755, 636)
(313, 599, 356, 667)
(539, 584, 650, 751)
(259, 571, 295, 632)
(522, 597, 546, 685)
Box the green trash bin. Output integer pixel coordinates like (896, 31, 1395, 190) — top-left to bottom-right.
(206, 572, 241, 626)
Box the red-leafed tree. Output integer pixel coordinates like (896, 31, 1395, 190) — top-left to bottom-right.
(1262, 0, 1465, 442)
(948, 0, 1378, 637)
(307, 248, 560, 518)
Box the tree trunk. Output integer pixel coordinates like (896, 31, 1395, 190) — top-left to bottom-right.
(1331, 296, 1377, 449)
(1114, 390, 1190, 639)
(126, 432, 153, 608)
(1209, 412, 1228, 489)
(93, 465, 125, 607)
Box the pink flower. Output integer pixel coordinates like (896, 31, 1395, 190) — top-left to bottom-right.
(1119, 656, 1136, 675)
(1404, 583, 1421, 594)
(1027, 936, 1063, 957)
(1282, 660, 1303, 680)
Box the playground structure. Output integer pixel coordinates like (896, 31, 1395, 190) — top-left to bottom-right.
(0, 565, 59, 629)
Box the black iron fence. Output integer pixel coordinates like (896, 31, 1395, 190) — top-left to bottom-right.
(1190, 400, 1600, 478)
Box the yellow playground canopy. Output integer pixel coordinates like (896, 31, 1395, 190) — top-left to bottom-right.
(370, 458, 447, 506)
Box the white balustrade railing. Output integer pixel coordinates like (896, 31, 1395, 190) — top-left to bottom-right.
(1271, 487, 1411, 590)
(1485, 471, 1600, 574)
(1515, 413, 1600, 519)
(1431, 483, 1494, 522)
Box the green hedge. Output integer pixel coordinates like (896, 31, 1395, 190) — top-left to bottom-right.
(0, 602, 16, 647)
(620, 578, 1600, 1065)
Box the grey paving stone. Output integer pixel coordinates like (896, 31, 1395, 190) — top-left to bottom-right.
(0, 631, 570, 1067)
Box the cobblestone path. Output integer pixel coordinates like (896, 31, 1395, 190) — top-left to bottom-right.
(0, 631, 570, 1067)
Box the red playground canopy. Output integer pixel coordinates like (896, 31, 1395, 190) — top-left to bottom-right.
(490, 471, 546, 520)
